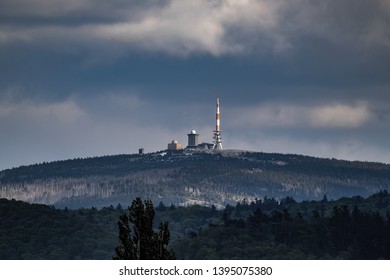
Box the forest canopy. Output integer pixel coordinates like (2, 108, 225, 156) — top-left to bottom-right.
(1, 190, 390, 259)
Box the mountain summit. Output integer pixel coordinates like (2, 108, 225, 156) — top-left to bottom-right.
(1, 150, 389, 208)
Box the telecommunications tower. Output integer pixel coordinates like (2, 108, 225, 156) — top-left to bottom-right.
(213, 96, 223, 150)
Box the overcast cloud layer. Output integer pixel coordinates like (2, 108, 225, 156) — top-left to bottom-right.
(1, 0, 390, 170)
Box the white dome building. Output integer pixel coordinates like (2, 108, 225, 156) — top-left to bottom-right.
(167, 139, 182, 151)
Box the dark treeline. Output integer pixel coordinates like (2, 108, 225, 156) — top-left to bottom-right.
(173, 192, 390, 259)
(0, 199, 122, 259)
(2, 190, 390, 259)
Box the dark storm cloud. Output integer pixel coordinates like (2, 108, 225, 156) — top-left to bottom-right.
(1, 0, 389, 55)
(1, 0, 389, 84)
(0, 0, 169, 21)
(1, 0, 389, 101)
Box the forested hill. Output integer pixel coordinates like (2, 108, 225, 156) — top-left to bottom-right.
(1, 150, 390, 209)
(3, 191, 390, 259)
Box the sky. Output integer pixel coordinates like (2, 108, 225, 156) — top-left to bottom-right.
(1, 0, 390, 170)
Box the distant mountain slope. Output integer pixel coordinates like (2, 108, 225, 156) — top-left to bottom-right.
(1, 150, 390, 208)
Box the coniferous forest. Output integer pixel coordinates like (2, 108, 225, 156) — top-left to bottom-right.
(1, 151, 390, 209)
(2, 191, 390, 259)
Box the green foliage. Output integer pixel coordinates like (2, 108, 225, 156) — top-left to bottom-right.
(173, 191, 390, 259)
(114, 198, 175, 260)
(2, 191, 390, 260)
(0, 198, 120, 259)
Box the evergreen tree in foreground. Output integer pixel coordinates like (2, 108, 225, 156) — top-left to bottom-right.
(114, 198, 175, 260)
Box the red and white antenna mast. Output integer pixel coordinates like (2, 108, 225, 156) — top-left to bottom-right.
(213, 95, 223, 150)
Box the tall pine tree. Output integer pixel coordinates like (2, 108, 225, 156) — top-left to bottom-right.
(114, 198, 175, 260)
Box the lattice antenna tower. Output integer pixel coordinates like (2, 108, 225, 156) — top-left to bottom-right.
(213, 95, 223, 150)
